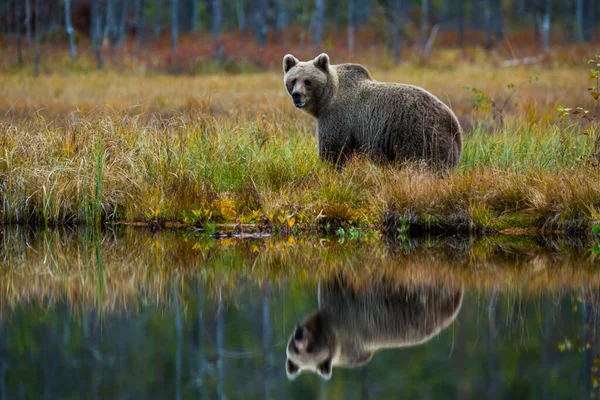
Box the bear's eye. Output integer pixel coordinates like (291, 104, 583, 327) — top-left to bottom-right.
(291, 79, 297, 86)
(306, 344, 314, 353)
(304, 80, 311, 87)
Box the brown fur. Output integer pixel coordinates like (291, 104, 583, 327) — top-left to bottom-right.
(283, 53, 463, 171)
(285, 277, 463, 380)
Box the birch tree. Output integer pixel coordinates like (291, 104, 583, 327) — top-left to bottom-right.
(213, 0, 223, 60)
(191, 0, 199, 32)
(314, 0, 324, 49)
(542, 0, 551, 53)
(576, 0, 584, 41)
(65, 0, 77, 60)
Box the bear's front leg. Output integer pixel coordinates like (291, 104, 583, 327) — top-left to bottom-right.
(317, 126, 354, 168)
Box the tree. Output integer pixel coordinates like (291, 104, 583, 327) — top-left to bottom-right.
(542, 0, 551, 53)
(253, 0, 268, 47)
(484, 0, 492, 50)
(153, 0, 161, 38)
(457, 0, 465, 47)
(235, 0, 246, 31)
(213, 0, 223, 60)
(314, 0, 324, 49)
(116, 0, 128, 49)
(34, 0, 41, 75)
(25, 0, 32, 48)
(391, 0, 403, 65)
(65, 0, 77, 61)
(576, 0, 584, 41)
(170, 0, 178, 54)
(276, 0, 287, 32)
(135, 0, 146, 52)
(421, 0, 429, 44)
(91, 0, 103, 69)
(191, 0, 199, 32)
(16, 0, 23, 65)
(348, 0, 354, 53)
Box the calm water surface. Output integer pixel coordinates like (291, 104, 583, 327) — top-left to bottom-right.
(1, 228, 600, 399)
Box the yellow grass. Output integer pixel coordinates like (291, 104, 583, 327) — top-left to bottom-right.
(0, 57, 599, 233)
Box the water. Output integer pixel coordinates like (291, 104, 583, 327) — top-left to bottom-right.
(1, 227, 600, 399)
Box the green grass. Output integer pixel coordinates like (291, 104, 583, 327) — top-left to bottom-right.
(0, 65, 599, 235)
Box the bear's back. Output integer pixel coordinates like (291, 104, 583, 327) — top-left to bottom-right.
(319, 279, 462, 349)
(334, 63, 373, 86)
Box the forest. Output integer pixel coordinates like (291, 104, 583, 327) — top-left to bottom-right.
(0, 0, 598, 73)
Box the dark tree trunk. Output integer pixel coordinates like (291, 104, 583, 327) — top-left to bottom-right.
(16, 0, 23, 65)
(170, 0, 178, 54)
(34, 0, 40, 75)
(135, 0, 146, 52)
(115, 0, 128, 49)
(494, 0, 503, 43)
(6, 0, 12, 51)
(65, 0, 77, 60)
(563, 0, 573, 40)
(91, 0, 103, 69)
(212, 0, 223, 60)
(25, 0, 32, 48)
(457, 0, 465, 47)
(584, 0, 595, 41)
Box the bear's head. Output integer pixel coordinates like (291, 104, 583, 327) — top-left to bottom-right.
(285, 314, 335, 381)
(283, 53, 332, 118)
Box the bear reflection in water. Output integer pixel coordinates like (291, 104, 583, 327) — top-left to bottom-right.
(286, 277, 463, 380)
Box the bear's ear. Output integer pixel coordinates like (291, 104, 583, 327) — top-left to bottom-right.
(286, 358, 301, 380)
(283, 54, 299, 73)
(314, 53, 330, 72)
(316, 358, 333, 381)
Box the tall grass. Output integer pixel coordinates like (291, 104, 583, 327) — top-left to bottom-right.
(1, 228, 599, 312)
(0, 64, 598, 233)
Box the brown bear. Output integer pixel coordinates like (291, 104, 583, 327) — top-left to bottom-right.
(283, 53, 462, 170)
(285, 277, 463, 380)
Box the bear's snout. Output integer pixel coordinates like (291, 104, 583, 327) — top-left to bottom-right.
(291, 91, 305, 107)
(294, 326, 306, 340)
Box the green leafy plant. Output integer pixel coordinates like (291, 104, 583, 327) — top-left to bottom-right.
(466, 77, 538, 127)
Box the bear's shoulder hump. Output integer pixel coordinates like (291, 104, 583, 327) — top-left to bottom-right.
(336, 63, 373, 82)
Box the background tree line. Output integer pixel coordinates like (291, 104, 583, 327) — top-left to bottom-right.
(1, 0, 598, 72)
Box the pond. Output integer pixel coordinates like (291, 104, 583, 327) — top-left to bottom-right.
(1, 228, 600, 399)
